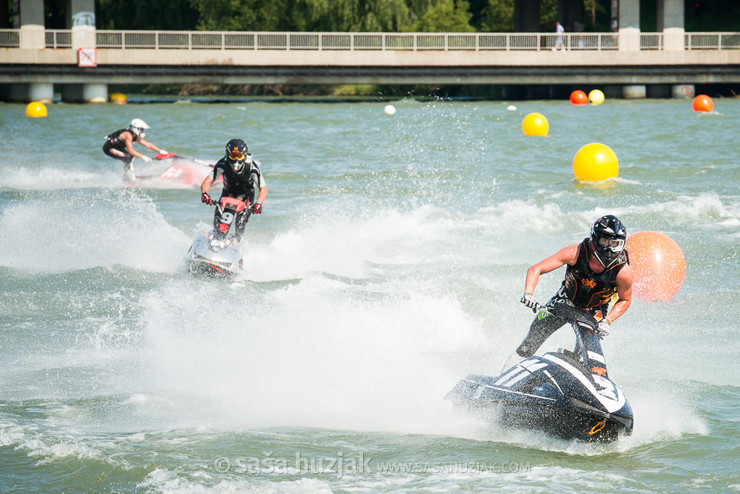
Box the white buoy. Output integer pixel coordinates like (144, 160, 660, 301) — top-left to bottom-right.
(506, 105, 517, 111)
(384, 104, 397, 115)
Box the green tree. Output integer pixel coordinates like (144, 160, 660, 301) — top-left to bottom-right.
(188, 0, 265, 31)
(479, 0, 514, 32)
(415, 0, 475, 32)
(352, 0, 414, 32)
(540, 0, 557, 31)
(187, 0, 413, 32)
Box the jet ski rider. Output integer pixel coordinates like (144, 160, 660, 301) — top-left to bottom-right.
(200, 138, 268, 238)
(103, 118, 168, 181)
(501, 215, 634, 372)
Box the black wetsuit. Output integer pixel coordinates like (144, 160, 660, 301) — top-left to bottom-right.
(515, 239, 629, 358)
(210, 154, 266, 237)
(103, 128, 137, 164)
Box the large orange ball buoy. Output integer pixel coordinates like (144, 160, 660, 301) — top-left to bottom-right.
(692, 94, 714, 113)
(570, 90, 588, 105)
(521, 112, 549, 136)
(625, 231, 686, 302)
(572, 143, 619, 181)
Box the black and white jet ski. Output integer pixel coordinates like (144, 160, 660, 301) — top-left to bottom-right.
(130, 153, 221, 189)
(446, 303, 633, 442)
(186, 197, 250, 278)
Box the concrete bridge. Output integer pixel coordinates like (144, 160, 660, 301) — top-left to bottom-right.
(1, 29, 739, 103)
(1, 0, 738, 102)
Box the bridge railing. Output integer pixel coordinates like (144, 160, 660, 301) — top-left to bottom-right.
(1, 29, 739, 51)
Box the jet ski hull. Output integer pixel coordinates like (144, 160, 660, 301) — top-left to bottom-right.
(129, 155, 221, 189)
(447, 353, 633, 442)
(186, 233, 243, 278)
(448, 304, 633, 442)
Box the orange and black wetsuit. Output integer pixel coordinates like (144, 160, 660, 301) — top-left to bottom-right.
(515, 240, 629, 358)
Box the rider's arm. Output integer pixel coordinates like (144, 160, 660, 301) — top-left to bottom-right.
(138, 137, 165, 154)
(255, 185, 268, 205)
(201, 176, 214, 194)
(124, 132, 149, 159)
(605, 264, 633, 324)
(524, 244, 579, 295)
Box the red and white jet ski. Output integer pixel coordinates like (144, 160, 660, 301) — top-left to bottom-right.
(128, 153, 221, 189)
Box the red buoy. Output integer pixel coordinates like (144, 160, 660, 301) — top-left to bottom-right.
(692, 94, 714, 113)
(570, 90, 588, 106)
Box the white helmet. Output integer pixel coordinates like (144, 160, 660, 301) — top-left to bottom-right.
(129, 118, 150, 138)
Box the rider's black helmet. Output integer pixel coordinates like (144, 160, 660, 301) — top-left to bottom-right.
(225, 139, 248, 171)
(590, 215, 627, 268)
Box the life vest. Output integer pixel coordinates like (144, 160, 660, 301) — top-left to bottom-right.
(105, 128, 137, 151)
(215, 154, 260, 201)
(559, 239, 629, 310)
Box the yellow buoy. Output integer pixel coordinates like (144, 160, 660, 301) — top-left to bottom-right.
(521, 112, 549, 136)
(110, 92, 127, 105)
(572, 143, 618, 181)
(25, 101, 48, 118)
(588, 89, 605, 105)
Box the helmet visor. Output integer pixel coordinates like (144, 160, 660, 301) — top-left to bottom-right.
(597, 236, 624, 252)
(228, 150, 245, 162)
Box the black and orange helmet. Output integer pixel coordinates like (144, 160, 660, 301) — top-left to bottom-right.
(225, 139, 248, 170)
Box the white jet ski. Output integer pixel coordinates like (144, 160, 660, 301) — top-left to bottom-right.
(186, 197, 251, 278)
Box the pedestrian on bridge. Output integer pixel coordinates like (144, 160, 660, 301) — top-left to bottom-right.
(554, 22, 565, 51)
(103, 118, 168, 181)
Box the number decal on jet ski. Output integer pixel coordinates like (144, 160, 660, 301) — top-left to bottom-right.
(220, 212, 234, 224)
(160, 166, 184, 178)
(186, 197, 248, 278)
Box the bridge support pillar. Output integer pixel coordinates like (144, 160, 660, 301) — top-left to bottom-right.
(19, 0, 45, 48)
(618, 0, 640, 51)
(68, 0, 97, 49)
(61, 84, 107, 103)
(623, 85, 646, 99)
(658, 0, 683, 25)
(663, 27, 684, 50)
(671, 84, 695, 98)
(0, 83, 54, 103)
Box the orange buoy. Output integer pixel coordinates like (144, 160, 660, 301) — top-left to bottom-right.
(625, 231, 686, 302)
(570, 90, 588, 105)
(692, 94, 714, 113)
